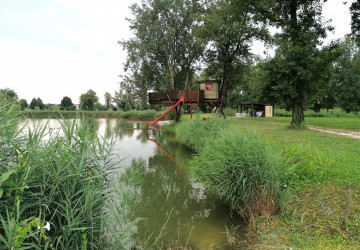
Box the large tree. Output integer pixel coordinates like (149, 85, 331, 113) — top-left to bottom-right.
(195, 0, 268, 113)
(19, 99, 28, 110)
(29, 97, 45, 110)
(104, 92, 112, 109)
(333, 36, 360, 114)
(350, 0, 360, 43)
(0, 88, 18, 104)
(261, 0, 335, 128)
(121, 0, 204, 121)
(79, 90, 99, 111)
(60, 96, 75, 110)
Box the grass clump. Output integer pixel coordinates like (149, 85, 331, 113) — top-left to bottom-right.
(191, 130, 281, 220)
(175, 117, 228, 152)
(280, 145, 334, 188)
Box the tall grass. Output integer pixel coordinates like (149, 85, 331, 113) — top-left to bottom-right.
(0, 102, 140, 249)
(176, 118, 281, 220)
(175, 117, 228, 152)
(190, 130, 281, 220)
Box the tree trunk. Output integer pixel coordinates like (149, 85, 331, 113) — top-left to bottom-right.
(174, 104, 182, 123)
(185, 71, 189, 90)
(291, 102, 305, 128)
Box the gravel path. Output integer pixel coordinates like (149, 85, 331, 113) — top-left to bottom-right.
(309, 127, 360, 139)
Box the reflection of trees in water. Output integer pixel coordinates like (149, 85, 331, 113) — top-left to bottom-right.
(111, 119, 135, 140)
(104, 119, 113, 139)
(131, 147, 225, 245)
(136, 130, 148, 144)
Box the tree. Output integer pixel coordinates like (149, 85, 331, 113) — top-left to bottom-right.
(333, 36, 360, 113)
(121, 0, 204, 121)
(261, 0, 335, 128)
(104, 92, 112, 109)
(60, 96, 75, 110)
(19, 99, 28, 110)
(195, 0, 268, 113)
(94, 102, 104, 111)
(37, 98, 45, 110)
(79, 90, 99, 110)
(0, 88, 18, 104)
(29, 98, 38, 109)
(350, 0, 360, 43)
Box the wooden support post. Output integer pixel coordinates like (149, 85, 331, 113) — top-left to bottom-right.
(342, 186, 355, 230)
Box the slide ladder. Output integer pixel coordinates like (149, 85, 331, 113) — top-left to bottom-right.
(145, 96, 184, 131)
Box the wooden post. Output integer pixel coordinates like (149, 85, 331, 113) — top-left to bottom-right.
(342, 186, 355, 230)
(190, 106, 193, 119)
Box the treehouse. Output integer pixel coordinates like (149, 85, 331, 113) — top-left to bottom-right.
(148, 80, 219, 105)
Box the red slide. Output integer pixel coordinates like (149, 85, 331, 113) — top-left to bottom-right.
(145, 96, 184, 131)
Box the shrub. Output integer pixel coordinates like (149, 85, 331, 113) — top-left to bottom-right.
(175, 117, 228, 152)
(190, 130, 281, 220)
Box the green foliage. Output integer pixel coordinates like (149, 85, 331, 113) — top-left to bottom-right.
(124, 100, 132, 111)
(0, 105, 141, 248)
(350, 0, 360, 44)
(190, 130, 281, 219)
(19, 99, 28, 110)
(175, 117, 228, 152)
(0, 88, 18, 103)
(29, 97, 45, 110)
(261, 0, 336, 127)
(196, 0, 268, 110)
(60, 96, 75, 110)
(333, 36, 360, 114)
(104, 92, 112, 109)
(79, 89, 99, 110)
(94, 102, 104, 111)
(121, 0, 204, 101)
(280, 145, 333, 188)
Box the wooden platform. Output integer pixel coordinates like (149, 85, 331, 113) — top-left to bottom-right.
(149, 90, 217, 105)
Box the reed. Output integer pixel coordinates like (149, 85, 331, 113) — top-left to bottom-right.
(0, 102, 140, 249)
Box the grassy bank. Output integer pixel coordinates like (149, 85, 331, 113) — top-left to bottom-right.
(169, 117, 360, 249)
(228, 118, 360, 248)
(0, 104, 141, 249)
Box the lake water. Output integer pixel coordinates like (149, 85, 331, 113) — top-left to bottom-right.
(23, 118, 245, 249)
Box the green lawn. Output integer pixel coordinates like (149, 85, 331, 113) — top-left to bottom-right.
(252, 116, 360, 131)
(170, 115, 360, 248)
(227, 117, 360, 249)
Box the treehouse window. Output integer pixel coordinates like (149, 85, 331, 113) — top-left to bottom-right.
(205, 83, 212, 91)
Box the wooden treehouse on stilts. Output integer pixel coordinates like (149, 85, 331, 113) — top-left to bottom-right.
(145, 81, 220, 131)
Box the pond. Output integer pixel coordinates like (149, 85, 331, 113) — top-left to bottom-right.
(22, 118, 245, 249)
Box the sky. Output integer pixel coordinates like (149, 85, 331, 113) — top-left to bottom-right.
(0, 0, 355, 105)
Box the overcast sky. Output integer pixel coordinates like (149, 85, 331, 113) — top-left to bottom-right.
(0, 0, 355, 104)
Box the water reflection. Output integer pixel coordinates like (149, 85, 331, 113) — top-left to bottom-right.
(21, 118, 244, 249)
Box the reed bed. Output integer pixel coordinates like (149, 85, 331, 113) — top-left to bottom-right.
(0, 102, 140, 249)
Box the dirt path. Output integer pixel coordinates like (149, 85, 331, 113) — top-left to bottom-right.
(309, 126, 360, 139)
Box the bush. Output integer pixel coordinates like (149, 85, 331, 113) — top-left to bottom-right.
(175, 117, 228, 152)
(190, 130, 281, 219)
